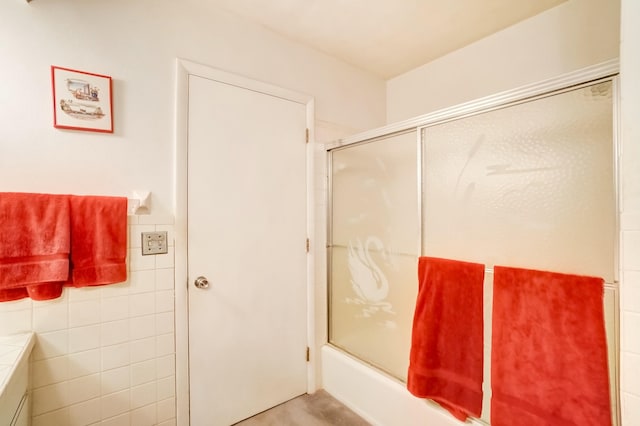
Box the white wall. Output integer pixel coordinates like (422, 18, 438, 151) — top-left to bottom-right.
(0, 1, 385, 425)
(0, 0, 385, 216)
(619, 1, 640, 425)
(386, 0, 620, 123)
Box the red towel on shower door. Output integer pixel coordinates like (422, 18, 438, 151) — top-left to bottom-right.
(491, 266, 611, 426)
(408, 256, 485, 421)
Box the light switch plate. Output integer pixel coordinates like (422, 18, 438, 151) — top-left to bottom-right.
(141, 231, 168, 255)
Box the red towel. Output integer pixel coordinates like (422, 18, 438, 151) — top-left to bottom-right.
(408, 256, 485, 421)
(0, 287, 28, 302)
(0, 193, 70, 301)
(68, 195, 127, 287)
(492, 266, 611, 426)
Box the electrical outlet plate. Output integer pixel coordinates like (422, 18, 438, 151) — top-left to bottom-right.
(141, 231, 168, 255)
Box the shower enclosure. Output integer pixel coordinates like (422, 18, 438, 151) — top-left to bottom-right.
(327, 76, 619, 425)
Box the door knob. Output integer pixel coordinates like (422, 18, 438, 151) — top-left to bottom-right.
(194, 276, 209, 289)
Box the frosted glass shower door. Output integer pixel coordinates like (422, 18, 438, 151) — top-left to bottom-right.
(422, 81, 615, 278)
(329, 131, 419, 380)
(422, 80, 617, 424)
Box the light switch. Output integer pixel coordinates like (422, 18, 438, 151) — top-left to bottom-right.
(141, 231, 168, 255)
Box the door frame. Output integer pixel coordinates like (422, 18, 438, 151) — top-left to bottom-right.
(174, 58, 316, 426)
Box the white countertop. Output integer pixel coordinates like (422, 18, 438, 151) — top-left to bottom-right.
(0, 333, 34, 399)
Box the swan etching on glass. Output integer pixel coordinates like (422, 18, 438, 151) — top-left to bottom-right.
(347, 236, 395, 318)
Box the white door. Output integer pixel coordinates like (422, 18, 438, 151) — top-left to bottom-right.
(187, 74, 308, 425)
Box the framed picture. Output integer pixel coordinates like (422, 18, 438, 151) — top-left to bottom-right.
(51, 66, 113, 133)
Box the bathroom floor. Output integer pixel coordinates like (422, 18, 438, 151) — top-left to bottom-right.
(233, 390, 371, 426)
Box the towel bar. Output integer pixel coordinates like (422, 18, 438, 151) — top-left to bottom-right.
(484, 267, 617, 289)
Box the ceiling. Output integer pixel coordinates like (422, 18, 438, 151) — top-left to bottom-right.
(206, 0, 567, 79)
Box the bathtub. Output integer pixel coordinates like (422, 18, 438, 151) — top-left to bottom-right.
(321, 344, 478, 426)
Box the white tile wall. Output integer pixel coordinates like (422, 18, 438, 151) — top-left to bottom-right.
(621, 67, 640, 418)
(620, 2, 640, 420)
(621, 208, 640, 418)
(0, 216, 176, 425)
(31, 406, 69, 426)
(157, 397, 176, 423)
(622, 393, 640, 425)
(623, 351, 640, 395)
(131, 360, 156, 387)
(69, 397, 101, 425)
(131, 402, 156, 426)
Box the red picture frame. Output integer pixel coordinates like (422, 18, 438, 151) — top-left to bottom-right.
(51, 66, 113, 133)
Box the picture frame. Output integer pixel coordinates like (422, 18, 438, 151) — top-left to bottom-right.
(51, 66, 113, 133)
